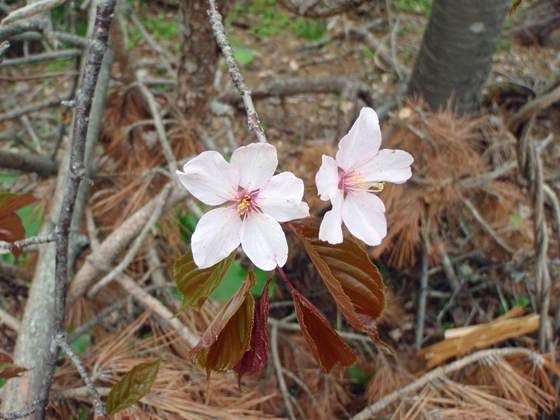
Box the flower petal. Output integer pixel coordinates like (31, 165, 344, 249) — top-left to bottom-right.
(361, 149, 414, 184)
(257, 172, 309, 222)
(241, 214, 288, 271)
(191, 207, 242, 269)
(319, 188, 344, 244)
(316, 155, 341, 201)
(177, 152, 239, 206)
(342, 190, 386, 246)
(231, 143, 278, 191)
(336, 108, 381, 172)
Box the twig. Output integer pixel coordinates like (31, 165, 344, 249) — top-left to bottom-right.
(350, 348, 546, 420)
(0, 98, 61, 123)
(270, 322, 296, 420)
(67, 300, 125, 343)
(33, 0, 117, 417)
(87, 185, 172, 298)
(508, 82, 560, 132)
(463, 198, 517, 255)
(128, 11, 176, 70)
(134, 83, 178, 172)
(116, 273, 199, 347)
(1, 0, 67, 25)
(56, 338, 106, 419)
(206, 0, 267, 143)
(67, 185, 188, 306)
(439, 246, 460, 291)
(543, 183, 560, 235)
(0, 149, 58, 177)
(0, 308, 21, 333)
(0, 71, 79, 82)
(414, 247, 429, 349)
(281, 368, 318, 408)
(0, 233, 56, 251)
(0, 402, 39, 419)
(389, 17, 404, 81)
(124, 118, 178, 138)
(50, 386, 111, 400)
(0, 49, 82, 67)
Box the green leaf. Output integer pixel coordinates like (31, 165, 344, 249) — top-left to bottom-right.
(106, 354, 164, 415)
(292, 289, 357, 373)
(191, 272, 256, 372)
(212, 263, 274, 301)
(173, 247, 235, 313)
(293, 225, 392, 353)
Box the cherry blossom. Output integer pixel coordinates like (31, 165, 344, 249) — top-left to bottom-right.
(177, 142, 309, 271)
(316, 107, 413, 245)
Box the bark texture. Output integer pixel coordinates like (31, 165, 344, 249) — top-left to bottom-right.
(407, 0, 510, 115)
(177, 0, 230, 120)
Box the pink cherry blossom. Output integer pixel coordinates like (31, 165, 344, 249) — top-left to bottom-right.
(316, 107, 413, 246)
(177, 142, 309, 271)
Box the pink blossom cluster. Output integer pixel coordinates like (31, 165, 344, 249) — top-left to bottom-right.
(177, 107, 414, 271)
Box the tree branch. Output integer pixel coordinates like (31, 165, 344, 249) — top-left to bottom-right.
(0, 149, 58, 177)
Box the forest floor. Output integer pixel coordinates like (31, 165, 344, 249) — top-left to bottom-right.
(1, 0, 560, 418)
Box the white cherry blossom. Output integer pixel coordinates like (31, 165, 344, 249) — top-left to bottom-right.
(316, 107, 413, 245)
(177, 142, 309, 271)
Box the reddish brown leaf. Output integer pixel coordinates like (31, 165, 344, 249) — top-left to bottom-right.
(509, 0, 522, 18)
(0, 193, 36, 258)
(0, 193, 36, 215)
(294, 225, 392, 353)
(234, 276, 271, 385)
(173, 247, 235, 313)
(0, 229, 14, 242)
(0, 352, 13, 364)
(0, 363, 28, 379)
(0, 212, 26, 258)
(292, 289, 357, 373)
(191, 272, 256, 372)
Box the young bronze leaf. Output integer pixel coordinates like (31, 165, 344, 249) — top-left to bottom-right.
(191, 272, 256, 372)
(0, 352, 13, 364)
(0, 193, 36, 258)
(294, 225, 391, 352)
(105, 354, 164, 415)
(234, 278, 270, 385)
(0, 212, 26, 258)
(0, 193, 36, 215)
(173, 247, 236, 313)
(0, 363, 28, 380)
(292, 289, 357, 373)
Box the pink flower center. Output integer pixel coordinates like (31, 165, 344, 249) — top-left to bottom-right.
(338, 168, 365, 193)
(232, 189, 261, 218)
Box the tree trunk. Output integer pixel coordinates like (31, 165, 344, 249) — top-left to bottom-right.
(407, 0, 510, 115)
(177, 0, 231, 120)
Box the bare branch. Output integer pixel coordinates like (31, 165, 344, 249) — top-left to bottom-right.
(0, 49, 81, 68)
(56, 339, 106, 419)
(351, 348, 547, 420)
(0, 149, 59, 177)
(0, 233, 56, 251)
(87, 185, 172, 298)
(207, 0, 267, 143)
(1, 0, 67, 25)
(463, 198, 517, 255)
(0, 308, 21, 333)
(0, 98, 62, 123)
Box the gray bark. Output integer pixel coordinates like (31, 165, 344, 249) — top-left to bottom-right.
(407, 0, 510, 114)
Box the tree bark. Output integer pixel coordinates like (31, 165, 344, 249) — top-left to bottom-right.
(407, 0, 510, 115)
(177, 0, 230, 120)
